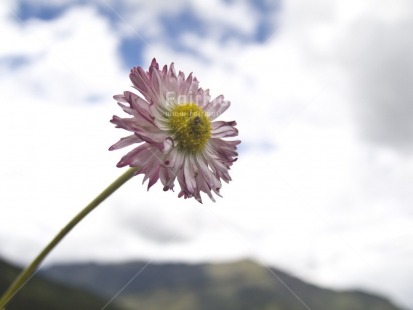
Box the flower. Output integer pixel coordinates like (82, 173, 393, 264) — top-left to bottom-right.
(110, 58, 240, 203)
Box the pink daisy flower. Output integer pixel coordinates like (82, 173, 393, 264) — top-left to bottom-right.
(110, 59, 240, 203)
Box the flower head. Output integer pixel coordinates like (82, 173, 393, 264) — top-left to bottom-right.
(110, 58, 240, 203)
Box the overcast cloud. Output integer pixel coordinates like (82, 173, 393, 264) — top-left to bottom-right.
(1, 0, 413, 308)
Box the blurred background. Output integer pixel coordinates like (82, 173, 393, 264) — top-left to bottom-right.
(1, 0, 413, 308)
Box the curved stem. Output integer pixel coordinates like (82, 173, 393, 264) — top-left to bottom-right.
(0, 167, 139, 309)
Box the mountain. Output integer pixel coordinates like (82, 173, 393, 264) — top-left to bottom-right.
(42, 259, 401, 310)
(0, 258, 124, 310)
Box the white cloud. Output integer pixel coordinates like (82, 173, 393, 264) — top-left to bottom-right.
(190, 0, 258, 37)
(2, 0, 413, 308)
(1, 5, 125, 105)
(338, 17, 413, 152)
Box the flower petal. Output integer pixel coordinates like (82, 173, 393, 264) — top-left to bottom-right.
(109, 134, 142, 151)
(117, 143, 162, 168)
(211, 121, 238, 138)
(203, 95, 231, 120)
(183, 157, 197, 194)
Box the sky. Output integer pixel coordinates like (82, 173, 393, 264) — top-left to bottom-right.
(1, 0, 413, 308)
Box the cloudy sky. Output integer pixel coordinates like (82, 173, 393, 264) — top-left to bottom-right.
(1, 0, 413, 308)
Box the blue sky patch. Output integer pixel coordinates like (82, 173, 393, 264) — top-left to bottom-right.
(17, 1, 69, 21)
(0, 55, 31, 71)
(15, 0, 277, 70)
(119, 37, 146, 69)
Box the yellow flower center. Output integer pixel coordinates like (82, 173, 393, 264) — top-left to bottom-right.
(168, 103, 211, 153)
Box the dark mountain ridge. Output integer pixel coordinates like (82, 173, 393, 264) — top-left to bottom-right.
(41, 259, 402, 310)
(0, 258, 123, 310)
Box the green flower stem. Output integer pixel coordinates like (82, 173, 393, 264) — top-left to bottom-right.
(0, 166, 139, 309)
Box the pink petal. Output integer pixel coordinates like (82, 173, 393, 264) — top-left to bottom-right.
(117, 143, 162, 168)
(183, 157, 197, 194)
(160, 166, 176, 190)
(109, 134, 142, 151)
(211, 121, 238, 138)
